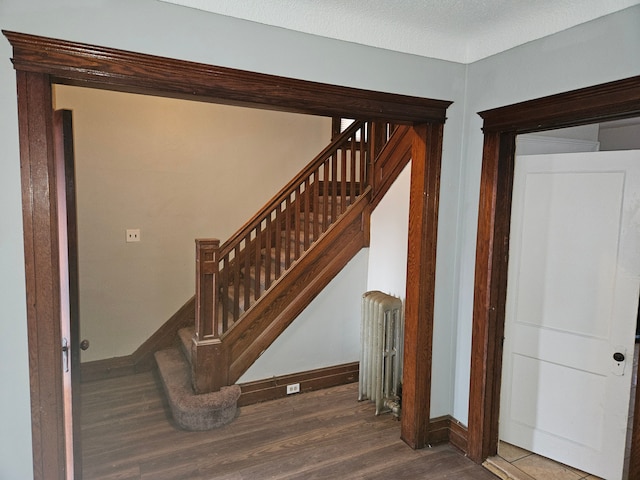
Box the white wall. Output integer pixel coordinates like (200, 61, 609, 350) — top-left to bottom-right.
(453, 6, 640, 424)
(7, 3, 637, 478)
(240, 250, 368, 382)
(53, 85, 330, 362)
(0, 1, 465, 477)
(599, 122, 640, 151)
(366, 161, 453, 417)
(367, 162, 411, 301)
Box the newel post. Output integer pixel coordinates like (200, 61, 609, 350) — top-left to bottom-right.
(192, 238, 229, 393)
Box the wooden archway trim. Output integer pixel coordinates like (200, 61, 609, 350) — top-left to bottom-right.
(4, 31, 451, 479)
(467, 75, 640, 466)
(4, 30, 450, 124)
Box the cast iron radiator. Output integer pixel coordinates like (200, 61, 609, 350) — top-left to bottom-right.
(359, 291, 404, 416)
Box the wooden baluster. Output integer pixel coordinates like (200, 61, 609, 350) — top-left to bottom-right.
(264, 214, 272, 290)
(322, 159, 330, 232)
(285, 195, 292, 269)
(365, 122, 373, 188)
(292, 187, 300, 261)
(293, 185, 303, 260)
(369, 121, 387, 195)
(303, 178, 310, 250)
(254, 224, 261, 301)
(195, 239, 219, 339)
(360, 124, 366, 191)
(233, 244, 240, 324)
(221, 256, 229, 332)
(340, 142, 347, 214)
(274, 203, 282, 279)
(350, 134, 357, 205)
(312, 171, 319, 242)
(331, 151, 338, 224)
(243, 236, 251, 312)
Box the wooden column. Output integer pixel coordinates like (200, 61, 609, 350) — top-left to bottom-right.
(369, 121, 388, 160)
(190, 337, 229, 394)
(467, 131, 516, 462)
(195, 238, 219, 339)
(16, 71, 67, 479)
(400, 123, 444, 449)
(192, 239, 228, 393)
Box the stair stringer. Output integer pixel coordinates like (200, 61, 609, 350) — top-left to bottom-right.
(221, 188, 372, 384)
(370, 124, 413, 210)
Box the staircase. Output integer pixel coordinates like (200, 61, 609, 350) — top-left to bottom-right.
(154, 120, 414, 430)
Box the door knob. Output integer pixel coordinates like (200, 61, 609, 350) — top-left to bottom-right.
(613, 352, 625, 362)
(80, 339, 90, 351)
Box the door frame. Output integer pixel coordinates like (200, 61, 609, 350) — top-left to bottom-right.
(4, 31, 450, 479)
(53, 109, 82, 479)
(467, 75, 640, 476)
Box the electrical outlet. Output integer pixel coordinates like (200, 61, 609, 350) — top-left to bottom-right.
(286, 383, 300, 395)
(126, 229, 141, 243)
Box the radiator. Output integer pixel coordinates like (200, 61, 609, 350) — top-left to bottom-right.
(359, 291, 404, 416)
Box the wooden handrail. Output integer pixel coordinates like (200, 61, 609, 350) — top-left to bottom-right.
(194, 119, 397, 349)
(191, 120, 401, 392)
(217, 120, 365, 260)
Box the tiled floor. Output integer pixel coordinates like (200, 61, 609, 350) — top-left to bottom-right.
(484, 344, 639, 480)
(484, 441, 603, 480)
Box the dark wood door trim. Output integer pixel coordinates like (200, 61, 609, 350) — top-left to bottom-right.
(16, 70, 66, 480)
(4, 31, 451, 479)
(3, 31, 450, 124)
(467, 75, 640, 466)
(53, 109, 82, 479)
(401, 123, 444, 448)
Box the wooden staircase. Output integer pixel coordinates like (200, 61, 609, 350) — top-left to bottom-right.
(154, 120, 414, 428)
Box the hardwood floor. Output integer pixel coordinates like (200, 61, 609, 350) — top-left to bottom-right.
(81, 371, 497, 479)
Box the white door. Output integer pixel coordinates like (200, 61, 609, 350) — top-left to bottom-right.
(500, 150, 640, 479)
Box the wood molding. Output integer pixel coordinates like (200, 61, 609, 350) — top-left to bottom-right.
(401, 123, 444, 449)
(467, 131, 516, 462)
(5, 31, 450, 479)
(3, 31, 451, 124)
(80, 356, 136, 383)
(479, 75, 640, 133)
(238, 362, 359, 406)
(80, 296, 196, 382)
(449, 417, 469, 453)
(426, 415, 452, 446)
(17, 70, 67, 480)
(426, 415, 469, 452)
(468, 75, 640, 465)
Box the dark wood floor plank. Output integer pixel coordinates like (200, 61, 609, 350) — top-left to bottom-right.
(81, 371, 496, 480)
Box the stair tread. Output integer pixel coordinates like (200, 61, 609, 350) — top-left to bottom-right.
(154, 347, 241, 431)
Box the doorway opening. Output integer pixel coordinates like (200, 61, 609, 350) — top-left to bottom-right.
(467, 74, 640, 478)
(6, 31, 450, 479)
(486, 120, 640, 479)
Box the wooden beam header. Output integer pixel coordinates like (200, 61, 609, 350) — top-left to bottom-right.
(4, 30, 452, 124)
(479, 75, 640, 134)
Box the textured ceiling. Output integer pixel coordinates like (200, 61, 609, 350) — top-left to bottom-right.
(159, 0, 639, 63)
